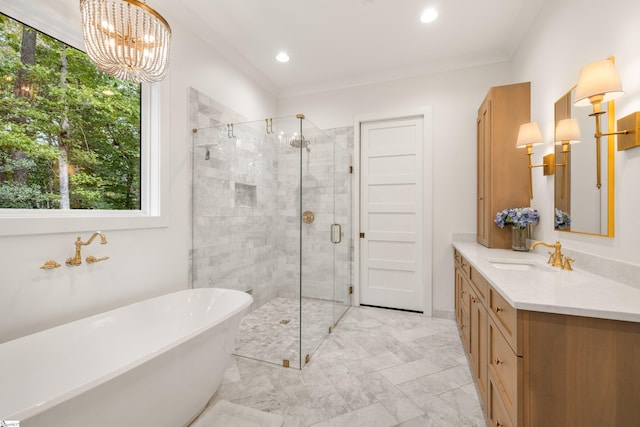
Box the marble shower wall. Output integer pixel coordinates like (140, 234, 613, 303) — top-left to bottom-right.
(278, 125, 353, 305)
(190, 88, 280, 308)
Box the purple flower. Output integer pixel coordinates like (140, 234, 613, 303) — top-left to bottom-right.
(494, 207, 539, 229)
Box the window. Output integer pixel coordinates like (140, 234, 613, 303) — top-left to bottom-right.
(0, 12, 141, 210)
(0, 3, 166, 236)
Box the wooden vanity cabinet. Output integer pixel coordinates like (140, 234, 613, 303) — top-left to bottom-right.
(521, 311, 640, 427)
(454, 250, 640, 427)
(476, 82, 531, 249)
(454, 250, 488, 407)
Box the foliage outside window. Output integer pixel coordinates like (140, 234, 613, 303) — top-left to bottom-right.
(0, 13, 141, 210)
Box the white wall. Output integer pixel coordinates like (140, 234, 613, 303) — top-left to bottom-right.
(279, 62, 513, 316)
(0, 1, 276, 343)
(511, 0, 640, 265)
(5, 0, 637, 338)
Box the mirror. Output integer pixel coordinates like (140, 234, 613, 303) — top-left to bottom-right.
(554, 87, 614, 236)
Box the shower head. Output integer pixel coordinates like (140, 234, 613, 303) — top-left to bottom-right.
(290, 135, 310, 150)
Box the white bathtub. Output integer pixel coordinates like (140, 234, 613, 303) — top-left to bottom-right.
(0, 288, 252, 427)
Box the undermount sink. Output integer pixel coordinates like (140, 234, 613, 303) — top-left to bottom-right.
(488, 258, 545, 271)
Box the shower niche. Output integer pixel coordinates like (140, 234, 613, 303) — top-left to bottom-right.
(192, 113, 352, 369)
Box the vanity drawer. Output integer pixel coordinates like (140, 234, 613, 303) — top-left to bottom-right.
(458, 279, 471, 350)
(489, 317, 521, 423)
(454, 249, 463, 266)
(454, 250, 471, 278)
(489, 376, 515, 427)
(489, 286, 521, 355)
(459, 275, 471, 314)
(469, 266, 489, 304)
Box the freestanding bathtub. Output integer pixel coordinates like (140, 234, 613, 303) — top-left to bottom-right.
(0, 288, 252, 427)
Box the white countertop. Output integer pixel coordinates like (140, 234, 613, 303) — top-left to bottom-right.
(453, 241, 640, 323)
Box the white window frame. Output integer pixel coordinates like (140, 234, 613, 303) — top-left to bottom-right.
(0, 2, 169, 236)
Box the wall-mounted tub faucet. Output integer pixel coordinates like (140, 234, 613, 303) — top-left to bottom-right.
(66, 231, 108, 266)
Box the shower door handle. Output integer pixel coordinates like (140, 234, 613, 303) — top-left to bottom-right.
(331, 224, 342, 244)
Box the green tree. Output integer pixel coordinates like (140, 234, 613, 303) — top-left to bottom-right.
(0, 13, 141, 210)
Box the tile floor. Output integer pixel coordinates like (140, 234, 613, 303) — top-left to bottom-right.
(207, 305, 486, 426)
(235, 297, 348, 369)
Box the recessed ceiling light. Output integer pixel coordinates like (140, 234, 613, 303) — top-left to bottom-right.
(276, 52, 290, 63)
(420, 8, 438, 24)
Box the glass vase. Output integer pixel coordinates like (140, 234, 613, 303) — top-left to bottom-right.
(511, 227, 528, 251)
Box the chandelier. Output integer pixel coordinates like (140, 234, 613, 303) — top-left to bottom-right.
(80, 0, 172, 83)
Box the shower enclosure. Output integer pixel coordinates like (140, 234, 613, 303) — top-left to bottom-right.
(192, 114, 351, 369)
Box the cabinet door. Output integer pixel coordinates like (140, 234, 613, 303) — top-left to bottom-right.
(458, 274, 471, 353)
(477, 98, 491, 246)
(470, 291, 488, 406)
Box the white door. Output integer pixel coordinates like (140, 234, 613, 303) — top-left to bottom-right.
(360, 117, 424, 312)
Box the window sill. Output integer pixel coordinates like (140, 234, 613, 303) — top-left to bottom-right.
(0, 210, 168, 236)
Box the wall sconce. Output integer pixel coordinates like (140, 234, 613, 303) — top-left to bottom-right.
(574, 58, 640, 188)
(516, 122, 554, 199)
(554, 118, 581, 199)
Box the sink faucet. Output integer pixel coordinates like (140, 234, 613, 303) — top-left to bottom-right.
(66, 231, 108, 266)
(530, 240, 565, 268)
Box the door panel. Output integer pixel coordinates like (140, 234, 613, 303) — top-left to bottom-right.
(360, 117, 424, 312)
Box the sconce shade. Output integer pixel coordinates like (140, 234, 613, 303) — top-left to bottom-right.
(80, 0, 171, 83)
(555, 119, 581, 144)
(574, 59, 623, 107)
(516, 122, 543, 148)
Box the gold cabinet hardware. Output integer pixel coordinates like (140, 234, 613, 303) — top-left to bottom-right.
(40, 260, 61, 270)
(494, 358, 503, 365)
(495, 306, 503, 313)
(66, 231, 108, 266)
(472, 297, 479, 303)
(86, 256, 109, 264)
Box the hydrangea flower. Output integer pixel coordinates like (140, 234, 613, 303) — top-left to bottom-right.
(494, 207, 540, 230)
(555, 208, 571, 230)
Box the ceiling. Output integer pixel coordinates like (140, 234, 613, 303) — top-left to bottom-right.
(21, 0, 546, 98)
(165, 0, 546, 97)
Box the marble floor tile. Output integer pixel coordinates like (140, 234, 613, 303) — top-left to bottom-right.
(378, 357, 443, 385)
(342, 351, 405, 377)
(203, 304, 485, 427)
(402, 365, 474, 397)
(396, 414, 438, 426)
(234, 297, 337, 369)
(309, 403, 398, 427)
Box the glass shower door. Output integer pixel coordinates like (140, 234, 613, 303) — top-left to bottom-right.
(300, 117, 334, 367)
(333, 142, 352, 325)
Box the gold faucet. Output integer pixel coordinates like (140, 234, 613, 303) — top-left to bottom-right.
(530, 240, 566, 269)
(66, 231, 108, 266)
